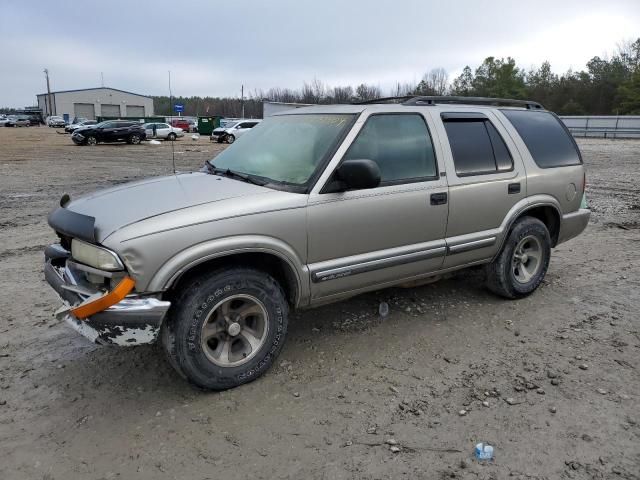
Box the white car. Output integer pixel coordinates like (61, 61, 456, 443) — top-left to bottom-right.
(210, 119, 262, 143)
(142, 122, 184, 141)
(47, 116, 66, 128)
(65, 120, 97, 133)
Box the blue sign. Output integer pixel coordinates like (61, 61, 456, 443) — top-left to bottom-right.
(174, 104, 184, 113)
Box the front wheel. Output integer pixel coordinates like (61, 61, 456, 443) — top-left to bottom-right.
(128, 134, 141, 144)
(485, 216, 551, 299)
(225, 134, 235, 144)
(162, 267, 289, 390)
(86, 135, 97, 146)
(167, 132, 176, 141)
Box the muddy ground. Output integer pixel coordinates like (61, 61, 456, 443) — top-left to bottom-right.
(0, 127, 638, 480)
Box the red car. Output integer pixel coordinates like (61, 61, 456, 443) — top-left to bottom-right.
(170, 118, 190, 131)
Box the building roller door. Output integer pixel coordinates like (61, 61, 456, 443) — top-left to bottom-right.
(74, 103, 95, 120)
(126, 105, 145, 117)
(101, 104, 121, 117)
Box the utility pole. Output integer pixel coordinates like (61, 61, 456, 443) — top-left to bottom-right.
(44, 68, 53, 116)
(241, 84, 245, 119)
(101, 72, 104, 87)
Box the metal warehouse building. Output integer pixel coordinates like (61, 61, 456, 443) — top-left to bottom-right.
(36, 87, 154, 122)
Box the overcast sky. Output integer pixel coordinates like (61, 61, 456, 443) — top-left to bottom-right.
(1, 0, 639, 107)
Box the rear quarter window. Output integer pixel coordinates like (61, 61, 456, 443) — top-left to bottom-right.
(501, 110, 581, 168)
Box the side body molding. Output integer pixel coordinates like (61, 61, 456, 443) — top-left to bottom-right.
(147, 235, 309, 307)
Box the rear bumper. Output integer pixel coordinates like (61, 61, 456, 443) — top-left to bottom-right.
(44, 245, 170, 346)
(558, 208, 590, 245)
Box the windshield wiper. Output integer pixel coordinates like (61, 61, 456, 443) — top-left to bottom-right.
(206, 162, 267, 186)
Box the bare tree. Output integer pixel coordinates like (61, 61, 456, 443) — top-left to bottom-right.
(331, 85, 354, 104)
(390, 81, 415, 97)
(355, 83, 382, 102)
(416, 68, 449, 95)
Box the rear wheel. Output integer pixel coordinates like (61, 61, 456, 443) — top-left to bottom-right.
(162, 267, 289, 390)
(486, 216, 551, 299)
(225, 134, 235, 144)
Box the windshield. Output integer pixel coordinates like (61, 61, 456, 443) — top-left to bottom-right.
(209, 114, 355, 186)
(220, 122, 238, 129)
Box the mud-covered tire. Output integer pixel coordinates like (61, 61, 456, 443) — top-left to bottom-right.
(162, 267, 289, 390)
(486, 216, 551, 299)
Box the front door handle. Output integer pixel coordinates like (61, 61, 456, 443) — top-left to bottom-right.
(508, 183, 521, 194)
(430, 192, 448, 205)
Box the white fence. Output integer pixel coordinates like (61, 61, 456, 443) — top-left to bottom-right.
(560, 116, 640, 139)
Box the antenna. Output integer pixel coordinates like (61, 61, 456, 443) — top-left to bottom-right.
(168, 70, 176, 174)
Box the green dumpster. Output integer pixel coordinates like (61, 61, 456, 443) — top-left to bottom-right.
(197, 116, 222, 135)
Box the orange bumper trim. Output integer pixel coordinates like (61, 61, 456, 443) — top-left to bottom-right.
(71, 277, 136, 320)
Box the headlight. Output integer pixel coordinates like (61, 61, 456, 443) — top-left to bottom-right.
(71, 239, 124, 271)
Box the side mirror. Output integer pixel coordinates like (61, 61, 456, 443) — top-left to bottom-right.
(327, 159, 381, 192)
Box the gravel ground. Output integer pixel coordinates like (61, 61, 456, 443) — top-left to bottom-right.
(0, 127, 638, 480)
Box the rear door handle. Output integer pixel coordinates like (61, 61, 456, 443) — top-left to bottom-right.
(430, 192, 448, 205)
(508, 183, 521, 194)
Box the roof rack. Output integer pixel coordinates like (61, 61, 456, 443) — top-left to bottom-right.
(354, 95, 544, 110)
(354, 96, 415, 105)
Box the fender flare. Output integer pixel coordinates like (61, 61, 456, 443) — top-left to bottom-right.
(492, 194, 562, 259)
(147, 235, 308, 306)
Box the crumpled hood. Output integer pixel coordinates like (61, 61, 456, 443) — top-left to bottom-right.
(67, 172, 272, 242)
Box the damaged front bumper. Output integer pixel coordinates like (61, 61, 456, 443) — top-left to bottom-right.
(44, 244, 170, 346)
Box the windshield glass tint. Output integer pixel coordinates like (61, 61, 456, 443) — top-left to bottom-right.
(210, 114, 355, 185)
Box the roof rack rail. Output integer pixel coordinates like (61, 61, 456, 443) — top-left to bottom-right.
(405, 96, 544, 109)
(353, 96, 415, 105)
(354, 95, 544, 110)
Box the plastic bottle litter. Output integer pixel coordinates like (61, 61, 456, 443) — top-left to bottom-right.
(475, 442, 494, 461)
(378, 302, 390, 317)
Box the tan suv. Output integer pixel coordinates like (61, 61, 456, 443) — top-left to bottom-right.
(44, 96, 590, 390)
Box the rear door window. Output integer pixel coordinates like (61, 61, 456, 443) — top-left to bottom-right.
(442, 114, 513, 176)
(501, 110, 581, 168)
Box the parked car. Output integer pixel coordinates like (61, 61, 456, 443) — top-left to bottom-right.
(65, 120, 97, 133)
(47, 116, 66, 128)
(142, 122, 184, 141)
(0, 115, 8, 126)
(210, 119, 262, 143)
(170, 118, 190, 132)
(187, 119, 198, 133)
(71, 120, 146, 146)
(44, 96, 590, 390)
(6, 115, 31, 127)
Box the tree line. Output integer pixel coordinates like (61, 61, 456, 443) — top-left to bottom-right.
(159, 38, 638, 117)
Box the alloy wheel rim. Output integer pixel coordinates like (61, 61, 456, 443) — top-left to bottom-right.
(87, 137, 97, 145)
(512, 235, 543, 284)
(200, 294, 269, 367)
